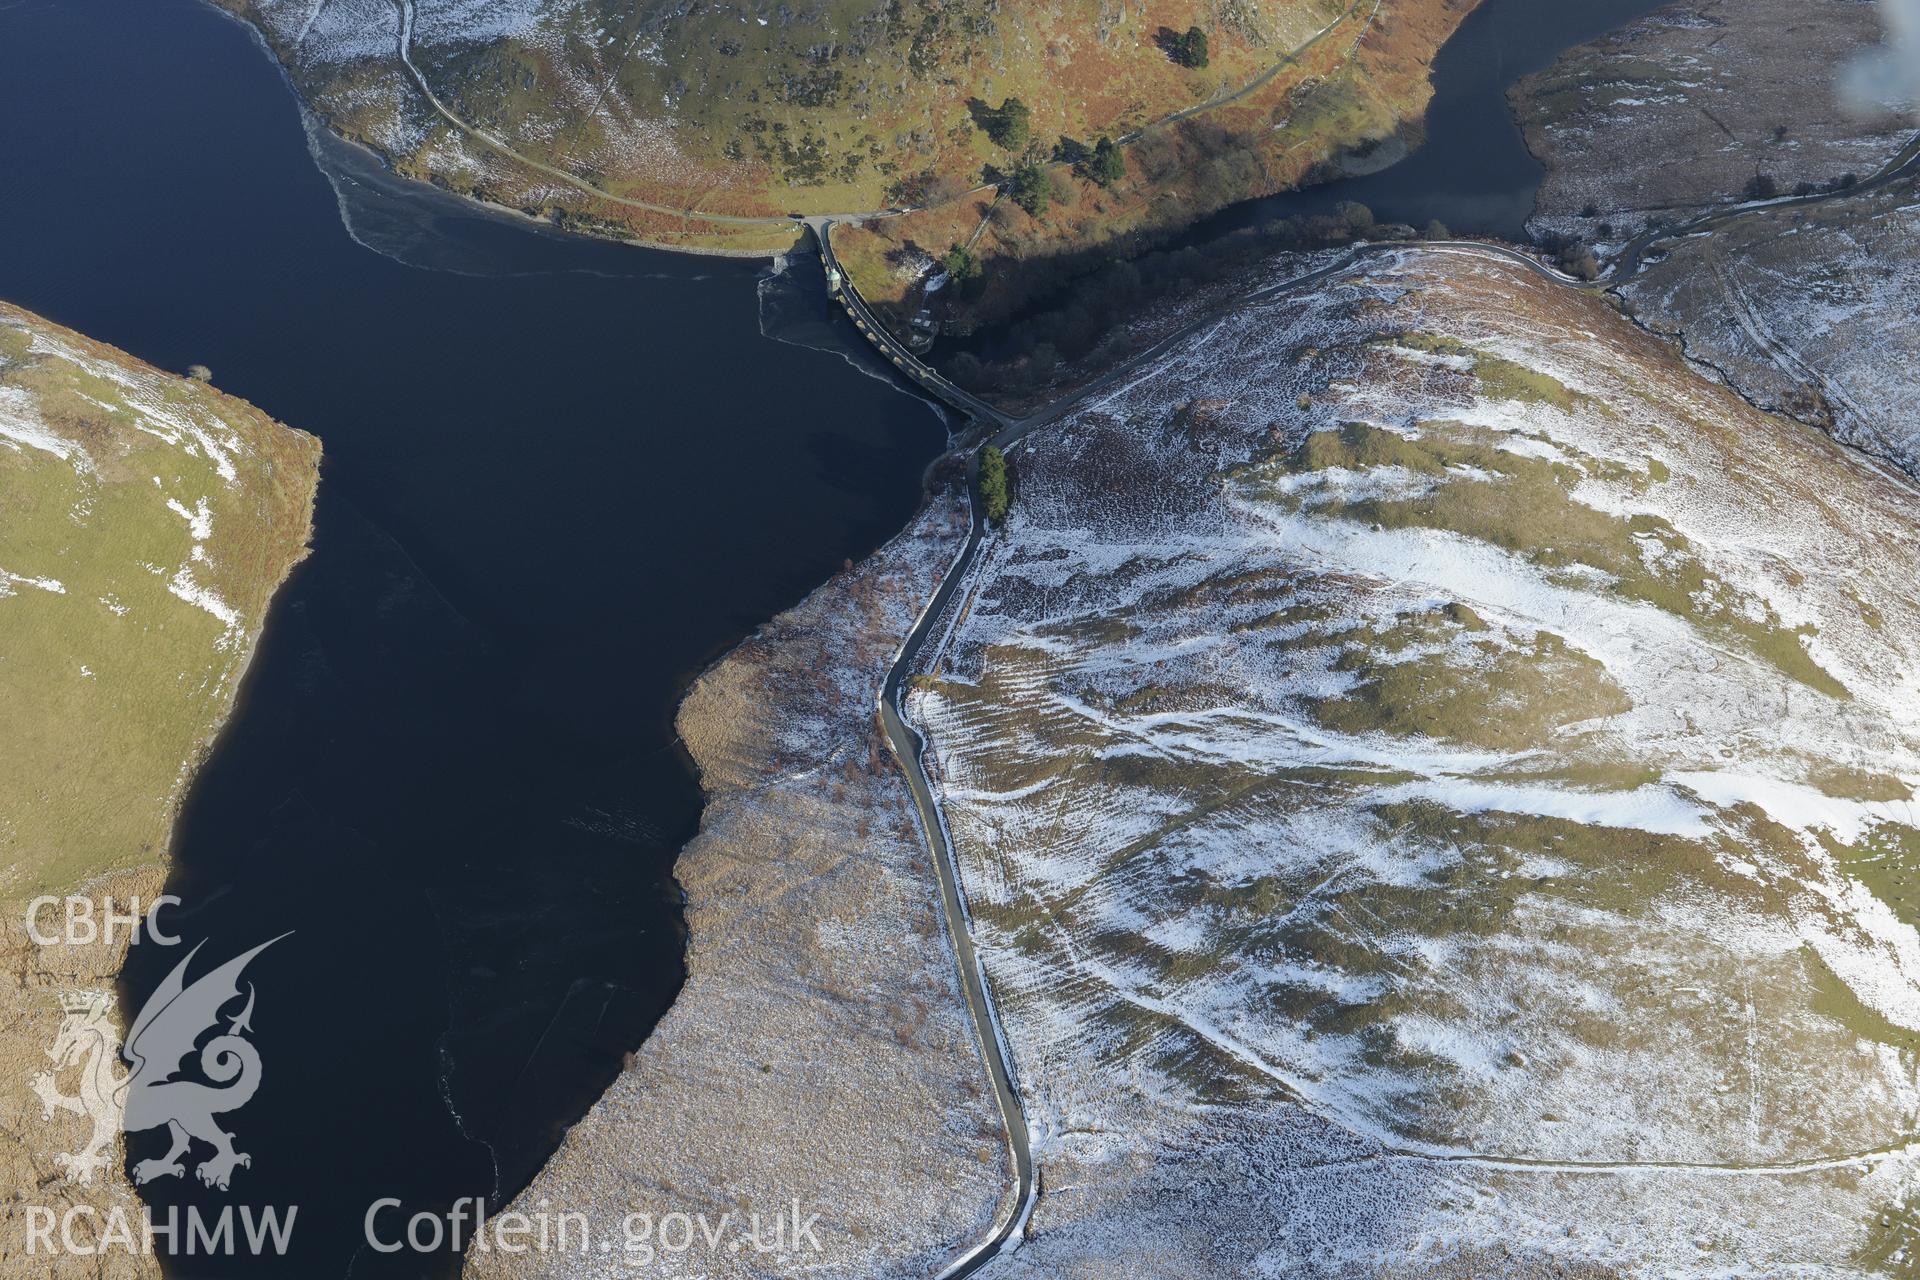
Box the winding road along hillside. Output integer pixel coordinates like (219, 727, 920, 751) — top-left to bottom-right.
(846, 137, 1920, 1266)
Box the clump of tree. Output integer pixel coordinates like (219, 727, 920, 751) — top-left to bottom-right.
(1796, 171, 1860, 198)
(946, 350, 988, 388)
(942, 242, 981, 282)
(1744, 172, 1779, 200)
(1559, 241, 1600, 280)
(979, 445, 1011, 523)
(1531, 228, 1600, 280)
(981, 97, 1031, 151)
(1170, 25, 1209, 68)
(887, 167, 969, 209)
(772, 129, 835, 185)
(1009, 162, 1050, 217)
(1081, 136, 1127, 187)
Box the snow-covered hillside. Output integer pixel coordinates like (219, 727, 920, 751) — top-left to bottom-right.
(1512, 0, 1912, 241)
(1622, 176, 1920, 482)
(1512, 0, 1920, 486)
(908, 250, 1920, 1276)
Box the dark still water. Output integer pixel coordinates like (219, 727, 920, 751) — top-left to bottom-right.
(0, 0, 942, 1274)
(1183, 0, 1670, 242)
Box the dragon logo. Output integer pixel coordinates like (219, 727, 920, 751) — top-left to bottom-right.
(30, 936, 287, 1191)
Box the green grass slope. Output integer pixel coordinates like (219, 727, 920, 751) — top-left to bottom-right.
(0, 303, 319, 1277)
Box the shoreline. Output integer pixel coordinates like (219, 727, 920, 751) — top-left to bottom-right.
(197, 0, 796, 262)
(467, 494, 1013, 1280)
(205, 0, 1487, 292)
(315, 123, 799, 261)
(0, 303, 324, 1279)
(160, 419, 322, 868)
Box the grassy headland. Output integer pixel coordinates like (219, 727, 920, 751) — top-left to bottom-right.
(0, 304, 320, 1272)
(216, 0, 1477, 268)
(831, 0, 1478, 328)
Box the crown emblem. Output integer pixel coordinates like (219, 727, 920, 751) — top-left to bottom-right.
(58, 990, 112, 1015)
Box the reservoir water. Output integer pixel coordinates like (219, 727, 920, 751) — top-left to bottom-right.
(0, 0, 1665, 1274)
(1181, 0, 1672, 242)
(0, 0, 942, 1274)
